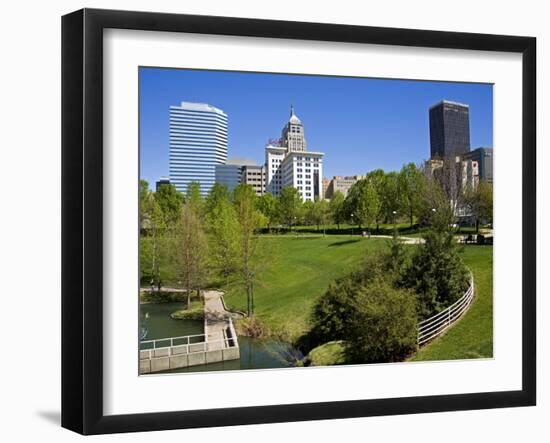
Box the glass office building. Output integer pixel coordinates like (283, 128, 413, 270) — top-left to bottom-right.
(429, 100, 471, 159)
(463, 147, 494, 183)
(169, 102, 228, 195)
(215, 163, 242, 194)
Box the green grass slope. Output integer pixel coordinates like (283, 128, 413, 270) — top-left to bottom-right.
(411, 245, 493, 361)
(222, 235, 387, 341)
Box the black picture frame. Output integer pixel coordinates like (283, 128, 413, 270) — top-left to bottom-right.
(61, 8, 536, 435)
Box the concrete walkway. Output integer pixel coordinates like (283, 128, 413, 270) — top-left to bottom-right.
(203, 290, 233, 351)
(370, 235, 425, 245)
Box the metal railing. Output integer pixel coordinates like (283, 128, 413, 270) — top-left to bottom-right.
(140, 317, 239, 358)
(417, 272, 475, 346)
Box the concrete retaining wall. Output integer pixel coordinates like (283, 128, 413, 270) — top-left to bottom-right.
(140, 344, 240, 374)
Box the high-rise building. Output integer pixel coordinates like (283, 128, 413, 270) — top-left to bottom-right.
(265, 107, 324, 201)
(155, 177, 171, 191)
(462, 147, 493, 183)
(169, 102, 228, 196)
(429, 100, 471, 159)
(215, 163, 242, 194)
(324, 175, 365, 199)
(242, 164, 266, 196)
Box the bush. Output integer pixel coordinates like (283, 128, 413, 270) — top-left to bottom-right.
(477, 234, 485, 245)
(309, 272, 365, 346)
(403, 230, 469, 318)
(345, 277, 417, 364)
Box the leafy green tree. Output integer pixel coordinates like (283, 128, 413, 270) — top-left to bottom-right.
(345, 278, 417, 364)
(463, 181, 493, 231)
(329, 190, 346, 230)
(302, 200, 315, 227)
(398, 163, 425, 227)
(366, 169, 386, 232)
(155, 183, 183, 228)
(175, 202, 209, 308)
(206, 186, 240, 280)
(403, 229, 469, 318)
(311, 198, 331, 234)
(143, 193, 167, 292)
(257, 192, 279, 232)
(278, 186, 302, 230)
(205, 182, 231, 216)
(139, 179, 150, 229)
(234, 184, 266, 316)
(346, 178, 380, 232)
(417, 176, 454, 231)
(186, 182, 204, 218)
(379, 171, 401, 225)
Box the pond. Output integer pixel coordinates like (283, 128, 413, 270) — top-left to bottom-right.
(140, 302, 298, 373)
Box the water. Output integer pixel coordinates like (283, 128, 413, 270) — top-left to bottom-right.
(140, 302, 203, 340)
(140, 302, 296, 373)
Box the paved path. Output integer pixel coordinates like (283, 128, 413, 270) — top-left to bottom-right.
(203, 290, 232, 351)
(370, 235, 425, 245)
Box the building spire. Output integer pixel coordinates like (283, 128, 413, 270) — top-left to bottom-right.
(290, 104, 295, 117)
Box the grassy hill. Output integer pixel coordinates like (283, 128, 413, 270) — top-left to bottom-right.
(222, 235, 493, 361)
(222, 235, 387, 341)
(411, 245, 493, 361)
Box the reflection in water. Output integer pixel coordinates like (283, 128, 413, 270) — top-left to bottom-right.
(140, 302, 296, 373)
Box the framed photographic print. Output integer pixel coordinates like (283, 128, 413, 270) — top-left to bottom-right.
(61, 8, 536, 435)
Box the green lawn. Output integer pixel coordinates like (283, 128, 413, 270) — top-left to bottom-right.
(222, 235, 389, 341)
(411, 245, 493, 361)
(221, 235, 493, 361)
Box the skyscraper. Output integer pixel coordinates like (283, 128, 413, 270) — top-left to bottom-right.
(462, 147, 494, 183)
(429, 100, 471, 159)
(265, 107, 324, 201)
(169, 102, 228, 195)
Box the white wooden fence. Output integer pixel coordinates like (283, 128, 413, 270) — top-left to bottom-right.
(417, 272, 475, 346)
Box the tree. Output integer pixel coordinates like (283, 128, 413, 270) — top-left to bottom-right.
(379, 171, 401, 226)
(398, 163, 425, 227)
(366, 169, 386, 232)
(155, 183, 183, 228)
(257, 192, 279, 232)
(417, 175, 454, 231)
(403, 229, 469, 318)
(144, 192, 167, 292)
(205, 182, 231, 217)
(186, 182, 204, 218)
(175, 202, 209, 308)
(329, 190, 346, 230)
(463, 181, 493, 231)
(205, 186, 240, 280)
(311, 198, 330, 234)
(234, 184, 265, 316)
(139, 179, 150, 230)
(302, 200, 315, 227)
(346, 178, 380, 232)
(278, 186, 302, 230)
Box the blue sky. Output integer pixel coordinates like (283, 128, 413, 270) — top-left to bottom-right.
(139, 67, 493, 187)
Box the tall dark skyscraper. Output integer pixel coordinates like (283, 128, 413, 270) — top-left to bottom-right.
(429, 100, 471, 159)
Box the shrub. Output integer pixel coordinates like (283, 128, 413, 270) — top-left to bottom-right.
(310, 272, 365, 346)
(345, 277, 417, 364)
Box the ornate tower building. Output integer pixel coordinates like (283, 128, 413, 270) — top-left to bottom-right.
(281, 106, 307, 153)
(265, 106, 324, 201)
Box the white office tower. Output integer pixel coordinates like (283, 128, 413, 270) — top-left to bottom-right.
(169, 102, 228, 196)
(265, 106, 324, 201)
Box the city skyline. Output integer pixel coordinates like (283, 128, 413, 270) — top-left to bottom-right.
(140, 67, 493, 188)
